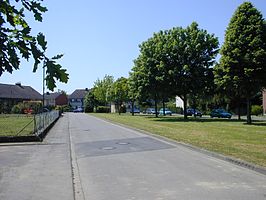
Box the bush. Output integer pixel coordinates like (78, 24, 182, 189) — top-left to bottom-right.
(96, 106, 110, 113)
(55, 105, 71, 112)
(85, 106, 94, 113)
(11, 104, 22, 114)
(11, 102, 42, 114)
(251, 105, 263, 116)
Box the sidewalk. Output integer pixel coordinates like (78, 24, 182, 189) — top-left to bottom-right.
(0, 114, 74, 200)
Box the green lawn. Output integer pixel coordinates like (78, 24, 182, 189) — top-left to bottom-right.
(90, 113, 266, 167)
(0, 115, 35, 136)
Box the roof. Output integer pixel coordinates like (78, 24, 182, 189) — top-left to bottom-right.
(0, 83, 42, 100)
(44, 92, 62, 100)
(69, 89, 90, 99)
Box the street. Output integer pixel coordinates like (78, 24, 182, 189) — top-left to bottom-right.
(0, 113, 266, 200)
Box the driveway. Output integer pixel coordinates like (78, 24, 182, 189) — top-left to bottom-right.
(0, 113, 265, 200)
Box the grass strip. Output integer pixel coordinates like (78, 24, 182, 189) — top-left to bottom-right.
(90, 113, 266, 167)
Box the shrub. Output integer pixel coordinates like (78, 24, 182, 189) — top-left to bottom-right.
(251, 105, 263, 116)
(55, 105, 71, 112)
(96, 106, 110, 113)
(11, 104, 22, 114)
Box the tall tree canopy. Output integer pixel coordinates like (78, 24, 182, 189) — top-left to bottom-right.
(0, 0, 68, 90)
(214, 2, 266, 124)
(131, 31, 172, 117)
(168, 22, 219, 119)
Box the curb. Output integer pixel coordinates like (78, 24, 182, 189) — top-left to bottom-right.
(97, 116, 266, 176)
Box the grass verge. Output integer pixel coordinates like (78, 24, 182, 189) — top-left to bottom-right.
(0, 115, 34, 136)
(90, 113, 266, 167)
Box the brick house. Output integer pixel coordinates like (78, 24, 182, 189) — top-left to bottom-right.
(0, 82, 42, 113)
(69, 88, 90, 109)
(263, 89, 266, 115)
(44, 92, 68, 107)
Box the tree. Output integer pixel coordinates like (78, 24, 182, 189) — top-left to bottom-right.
(0, 0, 68, 90)
(84, 88, 98, 112)
(93, 75, 114, 106)
(168, 22, 219, 119)
(109, 77, 129, 115)
(131, 31, 171, 117)
(214, 2, 266, 124)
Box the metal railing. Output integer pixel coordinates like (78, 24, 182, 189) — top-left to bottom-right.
(34, 110, 59, 136)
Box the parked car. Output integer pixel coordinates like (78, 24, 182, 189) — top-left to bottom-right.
(186, 108, 202, 117)
(210, 109, 232, 119)
(146, 108, 157, 114)
(73, 107, 83, 113)
(159, 108, 172, 116)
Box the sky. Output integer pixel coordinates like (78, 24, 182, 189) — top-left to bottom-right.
(1, 0, 266, 94)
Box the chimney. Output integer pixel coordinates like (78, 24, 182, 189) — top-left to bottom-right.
(15, 82, 22, 87)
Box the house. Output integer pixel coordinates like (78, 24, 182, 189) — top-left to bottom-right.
(44, 92, 68, 107)
(69, 88, 90, 109)
(263, 89, 266, 115)
(0, 82, 42, 113)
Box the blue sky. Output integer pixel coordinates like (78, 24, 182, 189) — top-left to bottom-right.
(1, 0, 266, 94)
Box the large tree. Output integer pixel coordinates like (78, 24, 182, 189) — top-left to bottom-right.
(168, 22, 219, 119)
(214, 2, 266, 124)
(131, 31, 171, 117)
(0, 0, 68, 90)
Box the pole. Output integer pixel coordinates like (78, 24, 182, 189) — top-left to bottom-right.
(42, 64, 45, 129)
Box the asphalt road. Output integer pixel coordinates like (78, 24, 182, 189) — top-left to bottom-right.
(0, 113, 266, 200)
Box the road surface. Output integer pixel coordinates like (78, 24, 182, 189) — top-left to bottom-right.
(0, 113, 265, 200)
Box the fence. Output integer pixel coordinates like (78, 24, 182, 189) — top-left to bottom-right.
(34, 110, 60, 136)
(0, 110, 59, 138)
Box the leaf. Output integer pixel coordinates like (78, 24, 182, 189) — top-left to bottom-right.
(37, 33, 47, 51)
(51, 54, 64, 60)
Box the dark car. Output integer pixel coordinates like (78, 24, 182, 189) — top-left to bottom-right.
(210, 109, 232, 119)
(73, 107, 83, 113)
(186, 108, 202, 117)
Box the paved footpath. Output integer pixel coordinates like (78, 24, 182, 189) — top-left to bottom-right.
(0, 113, 266, 200)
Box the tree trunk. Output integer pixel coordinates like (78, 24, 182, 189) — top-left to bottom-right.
(237, 100, 241, 120)
(131, 100, 134, 116)
(246, 98, 252, 124)
(183, 94, 188, 120)
(155, 94, 158, 118)
(163, 99, 166, 116)
(118, 102, 121, 115)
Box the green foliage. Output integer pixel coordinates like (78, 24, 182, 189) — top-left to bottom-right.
(11, 102, 42, 114)
(109, 77, 129, 113)
(96, 106, 110, 113)
(167, 22, 219, 116)
(130, 22, 219, 119)
(55, 105, 71, 112)
(93, 75, 114, 105)
(214, 2, 266, 124)
(251, 105, 263, 116)
(84, 89, 98, 112)
(0, 0, 68, 90)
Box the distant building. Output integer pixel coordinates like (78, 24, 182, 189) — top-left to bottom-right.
(69, 88, 90, 109)
(44, 92, 68, 107)
(0, 82, 42, 113)
(263, 89, 266, 115)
